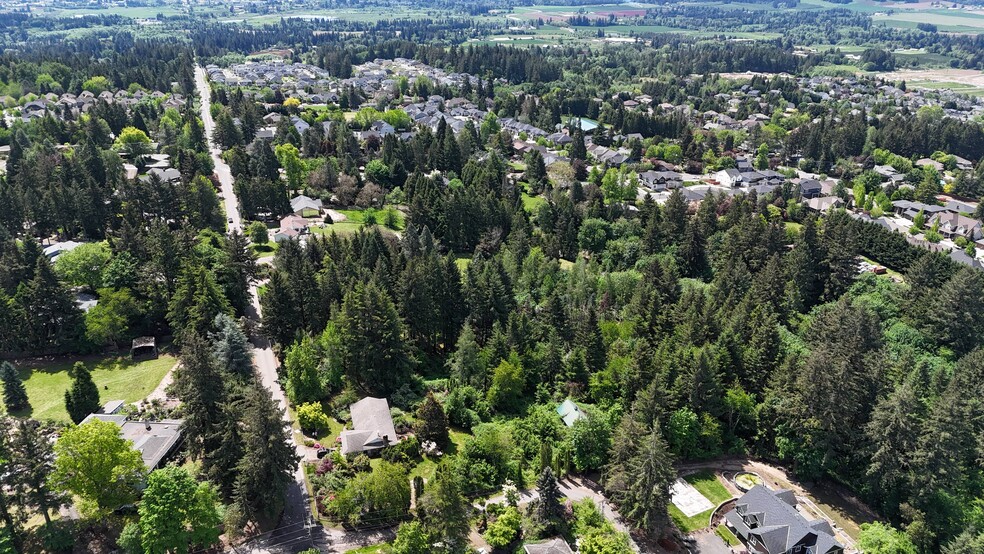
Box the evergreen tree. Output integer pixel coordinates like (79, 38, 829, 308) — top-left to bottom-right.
(926, 267, 984, 356)
(534, 467, 563, 525)
(234, 384, 299, 524)
(415, 392, 450, 450)
(0, 418, 22, 551)
(173, 336, 227, 460)
(609, 422, 675, 535)
(336, 281, 411, 396)
(211, 314, 253, 378)
(64, 362, 100, 424)
(419, 461, 470, 551)
(0, 362, 29, 413)
(167, 263, 232, 344)
(10, 419, 63, 527)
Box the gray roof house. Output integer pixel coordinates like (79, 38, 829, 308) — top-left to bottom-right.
(724, 485, 843, 554)
(523, 538, 575, 554)
(80, 414, 184, 470)
(340, 397, 397, 456)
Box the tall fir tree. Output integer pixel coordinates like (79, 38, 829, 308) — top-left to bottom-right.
(64, 362, 100, 424)
(0, 362, 29, 413)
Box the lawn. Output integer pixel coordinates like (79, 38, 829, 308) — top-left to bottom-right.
(521, 192, 547, 213)
(311, 207, 405, 237)
(716, 524, 741, 546)
(344, 543, 393, 554)
(9, 353, 176, 422)
(669, 471, 733, 533)
(409, 428, 471, 483)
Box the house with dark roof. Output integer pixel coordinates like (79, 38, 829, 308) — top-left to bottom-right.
(81, 414, 184, 470)
(724, 485, 843, 554)
(340, 397, 397, 456)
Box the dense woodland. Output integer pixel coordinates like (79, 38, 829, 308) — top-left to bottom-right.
(0, 10, 982, 554)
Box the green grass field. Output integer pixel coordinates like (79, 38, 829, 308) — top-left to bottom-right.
(9, 353, 176, 422)
(521, 192, 548, 213)
(344, 543, 393, 554)
(669, 471, 734, 533)
(310, 207, 405, 237)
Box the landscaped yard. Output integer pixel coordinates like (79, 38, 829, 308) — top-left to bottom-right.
(310, 207, 405, 237)
(669, 471, 734, 533)
(344, 543, 393, 554)
(9, 353, 176, 422)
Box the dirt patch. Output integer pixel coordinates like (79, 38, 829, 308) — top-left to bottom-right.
(877, 68, 984, 87)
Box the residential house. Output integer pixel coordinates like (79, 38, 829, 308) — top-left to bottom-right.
(557, 399, 587, 427)
(274, 215, 310, 242)
(290, 194, 323, 216)
(915, 158, 944, 172)
(724, 485, 844, 554)
(797, 178, 823, 199)
(80, 413, 184, 471)
(874, 165, 905, 185)
(523, 538, 575, 554)
(891, 200, 949, 221)
(805, 196, 844, 213)
(714, 168, 742, 187)
(929, 212, 983, 240)
(340, 397, 397, 456)
(638, 170, 683, 192)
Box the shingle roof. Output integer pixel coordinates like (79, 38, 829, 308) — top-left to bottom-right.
(724, 485, 843, 554)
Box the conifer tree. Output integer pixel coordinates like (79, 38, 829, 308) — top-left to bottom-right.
(174, 336, 227, 459)
(0, 362, 29, 413)
(64, 362, 100, 424)
(211, 314, 253, 378)
(11, 419, 63, 526)
(419, 461, 470, 551)
(535, 467, 563, 525)
(415, 392, 450, 450)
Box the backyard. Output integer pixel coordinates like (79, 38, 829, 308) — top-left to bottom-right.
(669, 471, 734, 533)
(9, 353, 175, 422)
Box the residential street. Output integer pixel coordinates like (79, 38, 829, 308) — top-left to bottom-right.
(195, 65, 324, 553)
(195, 65, 241, 234)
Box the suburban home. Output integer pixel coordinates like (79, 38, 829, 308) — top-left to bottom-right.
(43, 240, 82, 260)
(915, 158, 944, 172)
(725, 485, 844, 554)
(805, 196, 844, 213)
(874, 165, 905, 185)
(891, 200, 949, 221)
(714, 168, 742, 187)
(557, 399, 587, 427)
(290, 194, 323, 216)
(80, 413, 184, 471)
(796, 178, 823, 199)
(340, 397, 397, 456)
(639, 170, 683, 192)
(274, 215, 310, 242)
(929, 212, 983, 240)
(523, 538, 575, 554)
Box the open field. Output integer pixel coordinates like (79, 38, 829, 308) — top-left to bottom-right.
(876, 68, 984, 94)
(8, 353, 175, 422)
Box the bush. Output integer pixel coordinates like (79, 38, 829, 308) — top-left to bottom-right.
(297, 402, 331, 434)
(483, 506, 522, 549)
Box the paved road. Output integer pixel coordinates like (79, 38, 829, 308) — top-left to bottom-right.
(195, 65, 323, 553)
(194, 65, 241, 234)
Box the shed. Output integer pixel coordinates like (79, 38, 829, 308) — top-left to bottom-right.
(131, 336, 158, 359)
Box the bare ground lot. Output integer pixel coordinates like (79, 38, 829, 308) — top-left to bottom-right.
(877, 68, 984, 87)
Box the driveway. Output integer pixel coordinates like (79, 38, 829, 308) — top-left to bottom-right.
(693, 530, 733, 554)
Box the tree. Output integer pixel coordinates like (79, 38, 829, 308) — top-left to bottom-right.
(296, 402, 330, 433)
(337, 282, 411, 396)
(392, 521, 430, 554)
(167, 264, 232, 343)
(607, 423, 675, 535)
(754, 142, 769, 170)
(85, 287, 141, 347)
(415, 392, 450, 450)
(484, 505, 521, 549)
(234, 384, 300, 524)
(0, 362, 29, 413)
(52, 419, 145, 518)
(857, 522, 917, 554)
(926, 267, 984, 356)
(138, 466, 222, 554)
(275, 143, 304, 191)
(487, 355, 525, 413)
(53, 242, 110, 290)
(535, 467, 564, 525)
(333, 461, 410, 525)
(173, 336, 227, 460)
(113, 126, 152, 158)
(10, 419, 63, 526)
(211, 313, 253, 378)
(64, 362, 100, 424)
(284, 334, 325, 404)
(0, 418, 23, 551)
(419, 460, 470, 550)
(568, 414, 612, 472)
(248, 221, 268, 245)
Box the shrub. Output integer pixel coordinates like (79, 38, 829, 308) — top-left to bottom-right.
(297, 402, 331, 434)
(483, 506, 522, 549)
